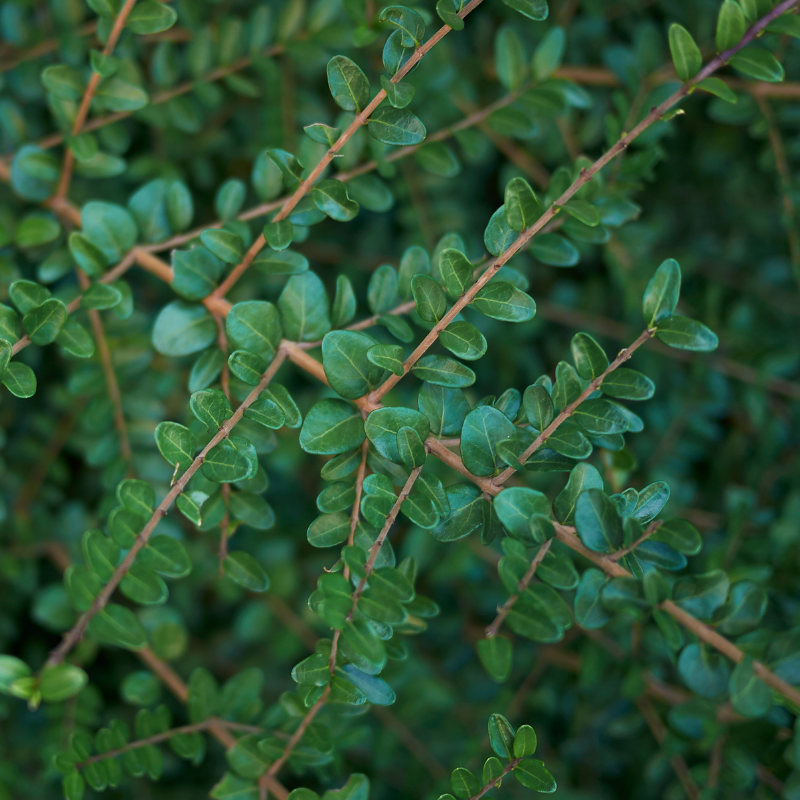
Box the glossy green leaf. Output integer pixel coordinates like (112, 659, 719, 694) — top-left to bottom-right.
(2, 362, 37, 398)
(127, 1, 178, 34)
(500, 0, 548, 21)
(223, 552, 270, 592)
(655, 314, 718, 351)
(440, 320, 487, 361)
(300, 399, 365, 455)
(312, 180, 360, 222)
(439, 249, 473, 299)
(22, 298, 66, 345)
(716, 0, 747, 52)
(368, 108, 426, 146)
(411, 274, 447, 322)
(226, 301, 282, 361)
(39, 664, 88, 702)
(476, 636, 512, 683)
(152, 302, 217, 357)
(367, 344, 404, 376)
(575, 489, 623, 553)
(88, 604, 147, 650)
(729, 47, 784, 83)
(155, 422, 196, 469)
(504, 178, 540, 232)
(200, 229, 244, 264)
(600, 369, 655, 400)
(668, 23, 702, 81)
(513, 760, 556, 792)
(327, 56, 370, 112)
(412, 355, 475, 388)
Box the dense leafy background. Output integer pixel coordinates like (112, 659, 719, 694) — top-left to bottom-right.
(1, 0, 800, 799)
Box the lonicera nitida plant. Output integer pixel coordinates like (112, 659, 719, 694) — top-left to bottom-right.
(2, 0, 800, 797)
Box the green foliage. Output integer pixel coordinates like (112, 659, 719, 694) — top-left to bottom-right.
(1, 1, 800, 799)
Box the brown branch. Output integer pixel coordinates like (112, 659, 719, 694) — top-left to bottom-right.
(536, 301, 800, 402)
(553, 65, 800, 98)
(494, 328, 655, 486)
(55, 0, 140, 198)
(453, 96, 550, 188)
(10, 233, 140, 358)
(76, 268, 133, 468)
(78, 718, 264, 768)
(368, 0, 799, 404)
(636, 695, 700, 800)
(259, 687, 330, 787)
(14, 407, 81, 517)
(708, 735, 725, 789)
(31, 46, 283, 154)
(485, 539, 552, 637)
(550, 523, 800, 708)
(609, 520, 662, 561)
(348, 466, 423, 616)
(214, 315, 232, 569)
(468, 757, 523, 800)
(271, 324, 800, 711)
(343, 439, 370, 582)
(0, 22, 97, 73)
(135, 648, 289, 800)
(43, 350, 287, 669)
(211, 0, 486, 300)
(756, 94, 800, 291)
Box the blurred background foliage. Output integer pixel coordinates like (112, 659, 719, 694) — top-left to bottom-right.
(1, 0, 800, 798)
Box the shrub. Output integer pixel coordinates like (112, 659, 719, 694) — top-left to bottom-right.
(1, 0, 800, 798)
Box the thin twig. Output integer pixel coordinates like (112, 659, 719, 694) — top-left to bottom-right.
(485, 539, 552, 637)
(77, 718, 264, 767)
(0, 21, 97, 73)
(468, 757, 523, 800)
(454, 96, 550, 188)
(211, 0, 486, 300)
(55, 0, 140, 198)
(31, 46, 283, 153)
(75, 268, 133, 469)
(755, 94, 800, 291)
(43, 351, 287, 669)
(347, 466, 423, 617)
(368, 0, 800, 404)
(535, 301, 800, 402)
(609, 520, 662, 561)
(135, 648, 289, 800)
(343, 439, 370, 582)
(495, 328, 655, 486)
(636, 695, 700, 800)
(259, 688, 330, 784)
(14, 407, 81, 517)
